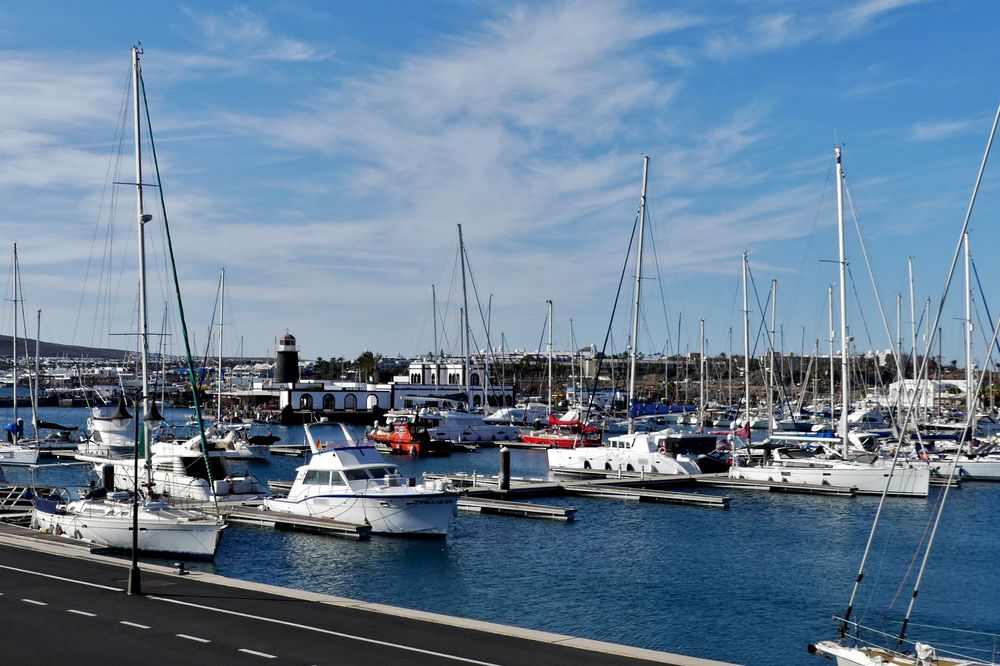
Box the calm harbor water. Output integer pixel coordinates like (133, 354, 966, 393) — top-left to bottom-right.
(11, 406, 1000, 666)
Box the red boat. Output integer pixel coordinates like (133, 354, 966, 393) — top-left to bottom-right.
(370, 416, 451, 455)
(518, 412, 603, 449)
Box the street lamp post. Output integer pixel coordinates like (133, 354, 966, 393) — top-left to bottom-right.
(126, 392, 140, 595)
(127, 393, 164, 596)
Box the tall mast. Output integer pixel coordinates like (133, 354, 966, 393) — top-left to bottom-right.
(627, 155, 650, 435)
(699, 318, 705, 430)
(457, 224, 471, 409)
(895, 292, 903, 424)
(895, 292, 903, 366)
(11, 243, 18, 438)
(484, 293, 492, 412)
(828, 284, 835, 428)
(217, 267, 225, 421)
(569, 318, 577, 405)
(546, 299, 553, 414)
(432, 284, 438, 357)
(964, 233, 974, 417)
(133, 45, 152, 463)
(813, 339, 820, 413)
(728, 327, 733, 409)
(742, 252, 751, 442)
(768, 279, 777, 435)
(835, 146, 849, 458)
(908, 257, 917, 378)
(924, 298, 931, 421)
(34, 309, 40, 436)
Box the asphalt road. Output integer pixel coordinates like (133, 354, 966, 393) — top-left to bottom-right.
(0, 533, 735, 666)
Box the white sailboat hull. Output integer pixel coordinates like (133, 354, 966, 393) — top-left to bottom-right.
(926, 457, 1000, 481)
(810, 639, 995, 665)
(0, 444, 39, 465)
(732, 462, 929, 496)
(33, 499, 223, 559)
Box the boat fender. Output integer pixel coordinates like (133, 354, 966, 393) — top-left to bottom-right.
(657, 445, 666, 455)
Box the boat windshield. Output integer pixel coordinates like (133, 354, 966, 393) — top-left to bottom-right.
(344, 469, 371, 482)
(303, 470, 348, 486)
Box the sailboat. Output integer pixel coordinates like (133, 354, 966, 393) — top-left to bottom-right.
(0, 243, 40, 465)
(186, 268, 269, 461)
(729, 149, 929, 497)
(548, 155, 707, 475)
(810, 103, 1000, 663)
(37, 45, 224, 558)
(914, 233, 1000, 481)
(519, 300, 603, 448)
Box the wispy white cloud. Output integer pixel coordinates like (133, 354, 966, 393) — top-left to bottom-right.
(0, 53, 122, 189)
(835, 0, 925, 37)
(703, 0, 923, 60)
(909, 118, 978, 142)
(0, 0, 971, 359)
(181, 5, 323, 62)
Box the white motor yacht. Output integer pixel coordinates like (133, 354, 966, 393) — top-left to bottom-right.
(548, 429, 707, 475)
(263, 421, 457, 537)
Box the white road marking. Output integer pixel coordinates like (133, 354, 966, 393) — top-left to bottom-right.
(1, 563, 497, 665)
(239, 648, 277, 659)
(68, 609, 97, 617)
(0, 564, 120, 592)
(177, 634, 211, 643)
(149, 596, 500, 665)
(120, 621, 151, 629)
(22, 598, 47, 606)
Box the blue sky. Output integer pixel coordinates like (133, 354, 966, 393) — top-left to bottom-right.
(1, 1, 999, 367)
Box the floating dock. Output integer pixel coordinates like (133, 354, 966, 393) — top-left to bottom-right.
(564, 483, 729, 508)
(458, 496, 576, 520)
(929, 475, 961, 488)
(219, 505, 371, 540)
(428, 471, 731, 508)
(269, 444, 309, 456)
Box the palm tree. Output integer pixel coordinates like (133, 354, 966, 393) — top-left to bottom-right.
(356, 350, 381, 381)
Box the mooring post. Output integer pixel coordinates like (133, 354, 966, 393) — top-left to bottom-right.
(499, 446, 510, 491)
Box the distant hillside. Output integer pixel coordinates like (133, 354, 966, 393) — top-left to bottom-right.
(0, 335, 129, 361)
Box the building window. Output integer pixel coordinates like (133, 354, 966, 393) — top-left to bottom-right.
(471, 373, 481, 386)
(344, 394, 358, 411)
(431, 373, 436, 384)
(411, 373, 421, 383)
(299, 394, 313, 410)
(367, 394, 379, 410)
(473, 394, 482, 407)
(322, 394, 335, 410)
